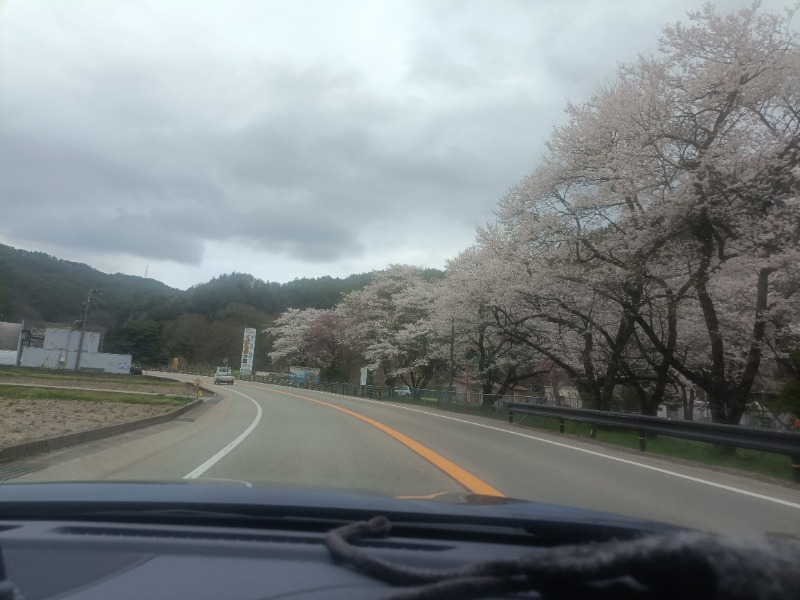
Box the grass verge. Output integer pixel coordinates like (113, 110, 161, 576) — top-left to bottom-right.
(0, 366, 189, 390)
(424, 399, 793, 482)
(0, 385, 192, 407)
(513, 416, 792, 481)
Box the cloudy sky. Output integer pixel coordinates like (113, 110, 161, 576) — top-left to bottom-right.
(0, 0, 785, 290)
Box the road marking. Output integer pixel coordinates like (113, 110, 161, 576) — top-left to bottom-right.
(351, 400, 800, 510)
(237, 382, 800, 510)
(269, 388, 505, 497)
(184, 390, 262, 479)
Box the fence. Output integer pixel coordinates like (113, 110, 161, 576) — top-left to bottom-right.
(233, 373, 552, 410)
(236, 374, 458, 406)
(153, 367, 788, 427)
(152, 367, 790, 428)
(507, 402, 800, 484)
(152, 368, 800, 481)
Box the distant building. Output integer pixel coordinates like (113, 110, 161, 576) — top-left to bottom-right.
(1, 322, 133, 374)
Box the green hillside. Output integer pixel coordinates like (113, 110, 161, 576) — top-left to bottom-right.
(0, 244, 378, 370)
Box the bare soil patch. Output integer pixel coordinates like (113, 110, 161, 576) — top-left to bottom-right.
(0, 367, 212, 450)
(0, 370, 205, 449)
(0, 397, 178, 448)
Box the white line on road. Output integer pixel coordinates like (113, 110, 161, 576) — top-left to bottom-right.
(184, 390, 262, 480)
(363, 401, 800, 510)
(384, 400, 800, 509)
(248, 384, 800, 511)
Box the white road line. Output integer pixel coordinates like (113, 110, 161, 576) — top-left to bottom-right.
(183, 390, 262, 480)
(244, 383, 800, 510)
(357, 400, 800, 510)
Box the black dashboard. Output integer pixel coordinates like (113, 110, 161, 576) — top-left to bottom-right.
(0, 483, 795, 600)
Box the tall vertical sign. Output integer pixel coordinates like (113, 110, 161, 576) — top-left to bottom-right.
(240, 328, 256, 375)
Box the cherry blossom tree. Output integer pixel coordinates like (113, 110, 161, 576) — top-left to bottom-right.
(267, 308, 323, 367)
(339, 265, 446, 389)
(434, 246, 549, 407)
(485, 3, 799, 424)
(478, 226, 651, 411)
(623, 4, 799, 425)
(266, 307, 351, 379)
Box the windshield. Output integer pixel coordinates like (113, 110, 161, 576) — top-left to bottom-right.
(0, 0, 798, 543)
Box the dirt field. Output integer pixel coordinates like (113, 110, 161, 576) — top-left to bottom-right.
(0, 371, 203, 449)
(0, 398, 179, 448)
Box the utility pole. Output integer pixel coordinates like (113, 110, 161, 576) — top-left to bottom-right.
(464, 350, 478, 412)
(16, 319, 24, 367)
(448, 318, 455, 402)
(74, 288, 99, 371)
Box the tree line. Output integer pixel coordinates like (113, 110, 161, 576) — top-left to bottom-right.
(0, 246, 374, 371)
(267, 5, 800, 427)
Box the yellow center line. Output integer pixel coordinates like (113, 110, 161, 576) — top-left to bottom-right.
(269, 388, 505, 498)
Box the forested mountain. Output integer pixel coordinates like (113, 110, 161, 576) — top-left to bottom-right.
(0, 244, 180, 324)
(0, 244, 382, 370)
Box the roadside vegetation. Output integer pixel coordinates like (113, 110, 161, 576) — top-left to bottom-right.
(386, 393, 794, 482)
(513, 417, 792, 483)
(0, 244, 377, 371)
(0, 372, 200, 449)
(0, 385, 192, 406)
(267, 5, 800, 436)
(0, 366, 205, 396)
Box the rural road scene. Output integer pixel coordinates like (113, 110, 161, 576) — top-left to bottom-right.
(11, 375, 800, 539)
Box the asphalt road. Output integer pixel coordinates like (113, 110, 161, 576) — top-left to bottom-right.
(12, 377, 800, 538)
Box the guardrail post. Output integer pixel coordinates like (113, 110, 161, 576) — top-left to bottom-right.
(792, 455, 800, 485)
(639, 432, 646, 452)
(559, 419, 565, 434)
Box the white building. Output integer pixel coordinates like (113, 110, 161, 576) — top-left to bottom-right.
(14, 326, 132, 375)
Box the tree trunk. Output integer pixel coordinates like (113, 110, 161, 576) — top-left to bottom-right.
(602, 302, 640, 412)
(481, 381, 497, 408)
(682, 387, 695, 421)
(708, 389, 750, 456)
(578, 382, 602, 410)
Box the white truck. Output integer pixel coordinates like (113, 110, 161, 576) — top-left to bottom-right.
(213, 366, 235, 385)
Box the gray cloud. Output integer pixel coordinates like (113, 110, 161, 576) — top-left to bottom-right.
(0, 0, 775, 288)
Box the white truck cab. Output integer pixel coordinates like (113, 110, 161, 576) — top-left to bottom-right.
(213, 366, 235, 385)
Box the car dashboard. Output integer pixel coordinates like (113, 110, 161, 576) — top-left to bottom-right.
(1, 516, 563, 600)
(0, 483, 797, 600)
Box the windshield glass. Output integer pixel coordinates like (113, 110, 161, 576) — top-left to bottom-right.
(0, 0, 798, 542)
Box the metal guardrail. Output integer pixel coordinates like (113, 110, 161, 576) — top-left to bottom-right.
(507, 402, 800, 483)
(153, 368, 800, 482)
(236, 375, 466, 405)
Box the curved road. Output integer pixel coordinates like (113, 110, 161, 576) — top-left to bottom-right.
(12, 377, 800, 538)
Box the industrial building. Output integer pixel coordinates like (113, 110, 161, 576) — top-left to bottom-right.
(0, 321, 132, 374)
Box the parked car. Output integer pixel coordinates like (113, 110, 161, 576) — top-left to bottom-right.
(393, 385, 412, 396)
